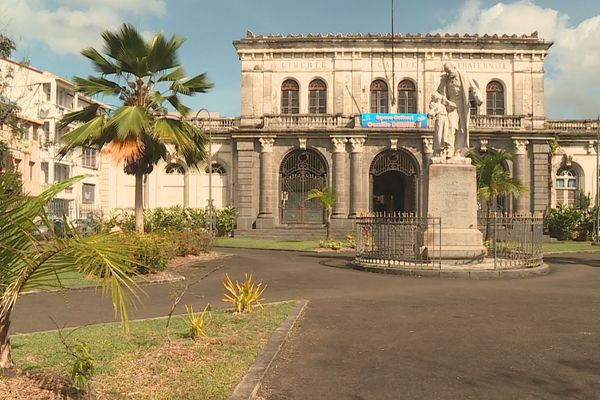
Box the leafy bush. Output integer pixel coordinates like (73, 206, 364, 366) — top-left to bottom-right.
(319, 239, 342, 250)
(345, 233, 356, 249)
(126, 233, 170, 274)
(171, 231, 213, 256)
(215, 206, 237, 237)
(548, 193, 597, 241)
(223, 273, 266, 313)
(100, 206, 236, 236)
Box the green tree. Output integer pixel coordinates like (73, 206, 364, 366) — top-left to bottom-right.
(469, 150, 526, 240)
(307, 187, 337, 240)
(0, 173, 139, 369)
(59, 24, 213, 233)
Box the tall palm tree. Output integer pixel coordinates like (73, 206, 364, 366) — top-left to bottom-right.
(59, 24, 213, 233)
(307, 187, 337, 240)
(0, 173, 139, 369)
(469, 150, 526, 240)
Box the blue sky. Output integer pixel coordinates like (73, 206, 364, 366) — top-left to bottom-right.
(3, 0, 600, 118)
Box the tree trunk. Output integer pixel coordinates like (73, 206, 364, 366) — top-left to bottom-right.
(326, 208, 332, 240)
(0, 314, 14, 369)
(134, 169, 144, 234)
(484, 198, 493, 241)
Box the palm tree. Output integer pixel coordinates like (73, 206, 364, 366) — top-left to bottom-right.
(307, 187, 337, 240)
(59, 24, 213, 233)
(0, 172, 139, 369)
(469, 150, 526, 240)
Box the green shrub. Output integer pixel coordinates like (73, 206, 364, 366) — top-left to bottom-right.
(100, 207, 236, 236)
(319, 239, 342, 250)
(216, 206, 237, 237)
(548, 194, 597, 241)
(126, 233, 170, 274)
(171, 230, 213, 256)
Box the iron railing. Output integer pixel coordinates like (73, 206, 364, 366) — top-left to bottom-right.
(355, 213, 441, 269)
(478, 213, 544, 269)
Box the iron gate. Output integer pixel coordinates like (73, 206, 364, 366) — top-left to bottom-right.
(280, 149, 327, 224)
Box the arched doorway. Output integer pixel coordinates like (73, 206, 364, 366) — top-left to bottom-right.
(370, 149, 418, 213)
(280, 149, 328, 224)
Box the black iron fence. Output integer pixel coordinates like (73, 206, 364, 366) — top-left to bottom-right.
(355, 212, 543, 271)
(478, 213, 544, 269)
(355, 213, 442, 269)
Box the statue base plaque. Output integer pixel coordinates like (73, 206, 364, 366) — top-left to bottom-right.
(425, 158, 486, 259)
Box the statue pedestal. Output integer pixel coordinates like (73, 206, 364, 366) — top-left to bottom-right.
(425, 157, 486, 259)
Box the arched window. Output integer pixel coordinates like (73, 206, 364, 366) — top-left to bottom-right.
(308, 79, 327, 114)
(397, 80, 417, 113)
(281, 79, 299, 114)
(370, 80, 388, 113)
(556, 167, 579, 206)
(486, 80, 505, 115)
(165, 163, 185, 174)
(204, 163, 226, 175)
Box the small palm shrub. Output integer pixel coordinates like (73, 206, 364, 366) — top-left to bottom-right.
(223, 273, 266, 313)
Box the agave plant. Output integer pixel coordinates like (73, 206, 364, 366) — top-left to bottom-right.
(0, 172, 139, 369)
(222, 273, 266, 313)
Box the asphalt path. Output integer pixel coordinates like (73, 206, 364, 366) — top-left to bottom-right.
(11, 249, 600, 399)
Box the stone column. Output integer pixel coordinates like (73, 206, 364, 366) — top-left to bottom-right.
(422, 138, 434, 217)
(513, 139, 530, 213)
(331, 138, 348, 218)
(256, 137, 275, 228)
(349, 138, 365, 217)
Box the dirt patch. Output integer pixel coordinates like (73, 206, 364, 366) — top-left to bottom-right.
(0, 370, 83, 400)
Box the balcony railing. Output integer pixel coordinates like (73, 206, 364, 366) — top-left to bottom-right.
(545, 119, 600, 131)
(263, 114, 355, 129)
(187, 114, 600, 133)
(470, 115, 524, 130)
(195, 117, 239, 133)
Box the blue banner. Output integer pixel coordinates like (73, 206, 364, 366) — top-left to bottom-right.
(361, 113, 428, 129)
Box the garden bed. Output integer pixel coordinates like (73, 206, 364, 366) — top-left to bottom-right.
(4, 301, 298, 400)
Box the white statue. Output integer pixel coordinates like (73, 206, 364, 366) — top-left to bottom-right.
(428, 92, 454, 158)
(436, 62, 483, 157)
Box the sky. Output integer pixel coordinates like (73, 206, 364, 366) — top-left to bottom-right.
(2, 0, 600, 119)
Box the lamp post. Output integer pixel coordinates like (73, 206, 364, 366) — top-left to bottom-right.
(595, 116, 600, 244)
(194, 108, 214, 236)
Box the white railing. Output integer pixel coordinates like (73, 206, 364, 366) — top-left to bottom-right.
(263, 114, 355, 129)
(470, 115, 524, 129)
(545, 120, 600, 131)
(195, 117, 240, 133)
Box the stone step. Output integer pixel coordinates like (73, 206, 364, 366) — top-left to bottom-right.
(234, 226, 352, 240)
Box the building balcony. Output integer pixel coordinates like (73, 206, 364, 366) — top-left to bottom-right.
(197, 114, 600, 134)
(262, 114, 355, 130)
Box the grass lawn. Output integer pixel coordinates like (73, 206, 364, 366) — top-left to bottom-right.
(215, 237, 321, 251)
(543, 241, 600, 254)
(10, 301, 298, 400)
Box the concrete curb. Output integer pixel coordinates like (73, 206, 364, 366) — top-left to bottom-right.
(229, 299, 308, 400)
(351, 262, 551, 279)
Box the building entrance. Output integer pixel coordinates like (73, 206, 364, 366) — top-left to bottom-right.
(280, 149, 327, 224)
(370, 150, 418, 213)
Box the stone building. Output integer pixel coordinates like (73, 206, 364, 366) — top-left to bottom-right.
(101, 32, 600, 234)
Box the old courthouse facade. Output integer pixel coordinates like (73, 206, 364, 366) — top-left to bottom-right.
(101, 32, 600, 234)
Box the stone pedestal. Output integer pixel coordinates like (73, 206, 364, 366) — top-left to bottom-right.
(425, 157, 486, 259)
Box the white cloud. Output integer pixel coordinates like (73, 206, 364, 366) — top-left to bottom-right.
(0, 0, 166, 55)
(439, 0, 600, 119)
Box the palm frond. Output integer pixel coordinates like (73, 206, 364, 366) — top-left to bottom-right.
(81, 47, 120, 75)
(108, 106, 151, 140)
(74, 76, 122, 97)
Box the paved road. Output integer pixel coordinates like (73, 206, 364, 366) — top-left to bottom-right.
(12, 249, 600, 399)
